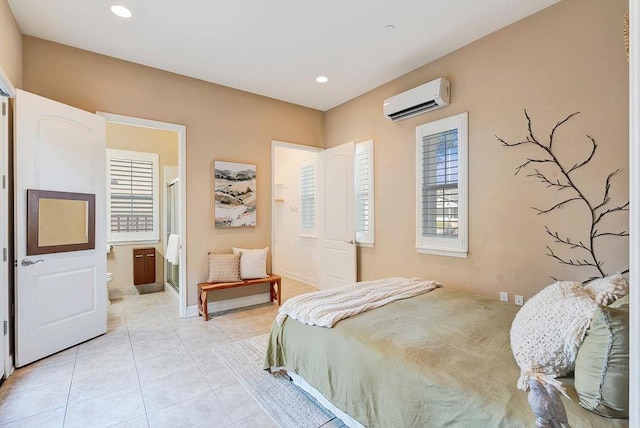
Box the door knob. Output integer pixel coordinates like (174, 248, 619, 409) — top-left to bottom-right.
(346, 240, 355, 245)
(21, 259, 44, 267)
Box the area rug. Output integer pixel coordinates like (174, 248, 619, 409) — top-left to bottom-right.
(213, 334, 344, 428)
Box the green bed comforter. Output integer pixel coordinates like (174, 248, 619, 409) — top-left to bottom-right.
(265, 288, 628, 428)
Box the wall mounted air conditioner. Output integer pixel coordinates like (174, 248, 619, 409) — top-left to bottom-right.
(383, 78, 450, 122)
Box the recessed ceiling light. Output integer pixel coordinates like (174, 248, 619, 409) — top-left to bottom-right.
(385, 24, 396, 32)
(316, 76, 329, 83)
(110, 5, 132, 18)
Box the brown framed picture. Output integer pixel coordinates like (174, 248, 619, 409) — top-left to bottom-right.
(27, 189, 96, 255)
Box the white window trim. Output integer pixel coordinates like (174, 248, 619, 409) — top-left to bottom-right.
(355, 139, 375, 247)
(299, 158, 317, 238)
(107, 148, 160, 244)
(415, 112, 468, 258)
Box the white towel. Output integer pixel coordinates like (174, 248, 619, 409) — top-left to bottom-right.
(277, 277, 442, 328)
(166, 234, 180, 265)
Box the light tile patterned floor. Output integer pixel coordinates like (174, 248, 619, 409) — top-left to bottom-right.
(0, 277, 317, 427)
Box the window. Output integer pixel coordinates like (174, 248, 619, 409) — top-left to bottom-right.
(416, 112, 468, 257)
(355, 140, 375, 246)
(299, 158, 316, 236)
(107, 149, 159, 244)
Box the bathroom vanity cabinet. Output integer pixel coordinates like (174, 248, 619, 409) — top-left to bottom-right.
(133, 247, 156, 285)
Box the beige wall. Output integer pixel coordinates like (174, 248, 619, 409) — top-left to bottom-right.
(325, 0, 629, 301)
(18, 0, 629, 306)
(106, 122, 178, 289)
(22, 37, 325, 306)
(0, 0, 21, 87)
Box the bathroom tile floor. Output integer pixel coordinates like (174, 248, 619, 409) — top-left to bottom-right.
(0, 277, 317, 427)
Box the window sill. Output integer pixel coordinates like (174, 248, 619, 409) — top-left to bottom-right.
(357, 242, 374, 248)
(416, 247, 467, 258)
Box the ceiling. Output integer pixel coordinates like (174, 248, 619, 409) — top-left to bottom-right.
(8, 0, 559, 111)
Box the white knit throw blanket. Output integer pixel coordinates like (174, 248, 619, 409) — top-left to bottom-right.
(276, 277, 442, 328)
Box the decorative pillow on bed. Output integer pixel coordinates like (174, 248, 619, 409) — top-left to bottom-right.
(232, 247, 268, 279)
(584, 273, 629, 306)
(207, 253, 241, 282)
(510, 281, 598, 393)
(574, 304, 629, 418)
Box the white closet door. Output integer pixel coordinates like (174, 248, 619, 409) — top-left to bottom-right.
(317, 142, 356, 289)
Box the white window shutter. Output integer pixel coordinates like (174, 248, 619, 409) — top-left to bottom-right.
(421, 129, 459, 237)
(355, 140, 374, 246)
(107, 149, 159, 244)
(109, 158, 154, 232)
(300, 160, 316, 234)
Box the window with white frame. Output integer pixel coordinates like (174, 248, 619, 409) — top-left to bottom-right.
(416, 112, 468, 257)
(355, 140, 375, 246)
(299, 158, 316, 236)
(107, 148, 159, 244)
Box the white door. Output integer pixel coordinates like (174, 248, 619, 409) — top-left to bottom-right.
(15, 90, 107, 367)
(0, 97, 8, 377)
(317, 142, 356, 289)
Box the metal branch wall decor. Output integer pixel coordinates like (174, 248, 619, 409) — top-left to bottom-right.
(497, 110, 629, 282)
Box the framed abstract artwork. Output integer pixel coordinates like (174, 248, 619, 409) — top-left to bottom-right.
(214, 161, 256, 228)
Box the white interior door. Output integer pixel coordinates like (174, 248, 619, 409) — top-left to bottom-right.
(317, 142, 356, 289)
(0, 97, 8, 377)
(15, 90, 107, 367)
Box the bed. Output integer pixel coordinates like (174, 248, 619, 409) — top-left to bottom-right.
(264, 287, 628, 427)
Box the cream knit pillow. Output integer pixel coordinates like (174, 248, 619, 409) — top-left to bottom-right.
(510, 281, 598, 393)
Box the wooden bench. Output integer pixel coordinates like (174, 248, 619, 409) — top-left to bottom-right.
(197, 274, 282, 321)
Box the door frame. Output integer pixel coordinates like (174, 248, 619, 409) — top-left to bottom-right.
(98, 113, 187, 318)
(270, 141, 322, 276)
(629, 0, 639, 424)
(1, 96, 9, 379)
(0, 68, 15, 378)
(0, 96, 11, 378)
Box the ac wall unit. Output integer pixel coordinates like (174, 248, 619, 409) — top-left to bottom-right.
(383, 78, 450, 122)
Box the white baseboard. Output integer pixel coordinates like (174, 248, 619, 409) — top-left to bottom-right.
(275, 268, 317, 287)
(185, 305, 199, 318)
(186, 292, 271, 318)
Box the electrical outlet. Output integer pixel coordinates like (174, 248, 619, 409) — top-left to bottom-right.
(515, 295, 525, 306)
(500, 291, 509, 302)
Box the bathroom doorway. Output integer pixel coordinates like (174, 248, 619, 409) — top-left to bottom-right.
(99, 112, 187, 317)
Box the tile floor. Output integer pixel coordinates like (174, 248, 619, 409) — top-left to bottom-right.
(0, 277, 317, 427)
